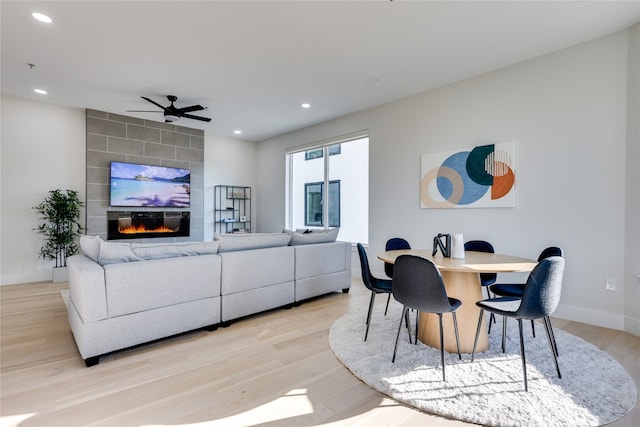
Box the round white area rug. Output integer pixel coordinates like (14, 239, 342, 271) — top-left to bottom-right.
(329, 303, 637, 427)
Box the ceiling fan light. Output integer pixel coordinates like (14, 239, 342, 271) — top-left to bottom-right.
(164, 114, 180, 122)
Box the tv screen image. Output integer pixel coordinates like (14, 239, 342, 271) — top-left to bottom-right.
(110, 162, 191, 207)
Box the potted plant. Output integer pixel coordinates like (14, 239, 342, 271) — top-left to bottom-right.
(33, 189, 85, 282)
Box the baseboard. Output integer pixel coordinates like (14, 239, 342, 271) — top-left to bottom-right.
(1, 271, 51, 286)
(625, 315, 640, 337)
(554, 302, 625, 331)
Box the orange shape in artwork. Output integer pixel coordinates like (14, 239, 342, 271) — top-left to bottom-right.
(492, 163, 515, 200)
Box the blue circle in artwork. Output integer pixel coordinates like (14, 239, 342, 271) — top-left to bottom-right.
(437, 151, 489, 205)
(437, 174, 454, 200)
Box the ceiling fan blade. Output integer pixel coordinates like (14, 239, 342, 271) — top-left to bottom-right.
(181, 113, 212, 122)
(176, 104, 205, 114)
(141, 96, 167, 111)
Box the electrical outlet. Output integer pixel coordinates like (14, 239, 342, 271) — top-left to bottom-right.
(605, 277, 617, 291)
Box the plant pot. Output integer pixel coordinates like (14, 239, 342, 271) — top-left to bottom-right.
(52, 266, 69, 283)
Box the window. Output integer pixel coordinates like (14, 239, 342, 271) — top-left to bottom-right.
(305, 180, 340, 227)
(286, 133, 369, 244)
(305, 144, 341, 160)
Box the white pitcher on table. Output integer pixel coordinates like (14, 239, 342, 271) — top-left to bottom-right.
(451, 233, 465, 259)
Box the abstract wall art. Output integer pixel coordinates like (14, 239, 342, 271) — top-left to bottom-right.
(420, 141, 516, 208)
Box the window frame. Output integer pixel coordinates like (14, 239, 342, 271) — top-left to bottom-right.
(304, 180, 340, 227)
(304, 144, 341, 161)
(285, 130, 368, 240)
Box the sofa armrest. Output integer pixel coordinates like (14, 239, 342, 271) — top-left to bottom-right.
(67, 255, 108, 323)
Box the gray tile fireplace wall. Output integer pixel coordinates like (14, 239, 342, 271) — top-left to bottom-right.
(85, 109, 204, 242)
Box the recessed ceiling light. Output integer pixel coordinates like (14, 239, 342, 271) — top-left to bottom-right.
(32, 12, 52, 23)
(365, 77, 379, 84)
(301, 103, 311, 109)
(34, 88, 47, 95)
(234, 130, 242, 135)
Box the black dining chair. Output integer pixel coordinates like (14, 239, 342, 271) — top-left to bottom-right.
(383, 238, 411, 314)
(356, 243, 393, 341)
(391, 255, 462, 381)
(471, 256, 565, 391)
(464, 240, 497, 330)
(490, 246, 564, 353)
(384, 238, 411, 278)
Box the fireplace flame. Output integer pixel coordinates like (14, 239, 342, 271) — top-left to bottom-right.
(118, 225, 177, 234)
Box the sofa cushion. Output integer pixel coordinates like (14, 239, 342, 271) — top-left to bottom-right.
(131, 241, 219, 260)
(80, 235, 103, 263)
(215, 233, 291, 253)
(287, 228, 339, 245)
(96, 240, 221, 265)
(98, 241, 142, 265)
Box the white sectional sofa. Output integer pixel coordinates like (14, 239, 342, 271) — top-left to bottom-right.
(67, 230, 351, 366)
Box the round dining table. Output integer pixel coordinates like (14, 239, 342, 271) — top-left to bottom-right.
(377, 249, 537, 353)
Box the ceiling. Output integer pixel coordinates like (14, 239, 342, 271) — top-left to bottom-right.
(2, 1, 639, 142)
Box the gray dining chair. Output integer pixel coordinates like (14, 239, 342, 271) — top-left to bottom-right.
(357, 243, 393, 341)
(490, 246, 564, 353)
(471, 256, 565, 391)
(391, 255, 462, 381)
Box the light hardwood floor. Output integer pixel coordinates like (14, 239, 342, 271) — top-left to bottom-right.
(1, 279, 638, 427)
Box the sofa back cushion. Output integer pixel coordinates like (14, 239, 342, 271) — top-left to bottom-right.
(131, 241, 219, 260)
(215, 233, 291, 253)
(98, 241, 142, 265)
(94, 240, 220, 265)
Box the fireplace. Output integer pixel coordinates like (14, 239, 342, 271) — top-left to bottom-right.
(108, 211, 190, 240)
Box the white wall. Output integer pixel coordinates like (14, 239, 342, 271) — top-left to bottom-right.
(1, 95, 86, 284)
(0, 95, 258, 284)
(625, 23, 640, 336)
(257, 30, 637, 333)
(203, 134, 257, 241)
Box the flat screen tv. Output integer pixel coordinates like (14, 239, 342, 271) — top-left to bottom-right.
(110, 161, 190, 207)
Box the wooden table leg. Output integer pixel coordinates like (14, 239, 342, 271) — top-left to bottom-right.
(417, 271, 488, 353)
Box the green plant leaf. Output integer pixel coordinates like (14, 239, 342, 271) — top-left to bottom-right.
(33, 189, 85, 268)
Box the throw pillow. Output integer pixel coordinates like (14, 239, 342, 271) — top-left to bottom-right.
(80, 234, 103, 262)
(289, 228, 340, 245)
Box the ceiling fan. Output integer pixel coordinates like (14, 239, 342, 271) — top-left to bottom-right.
(127, 95, 211, 123)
